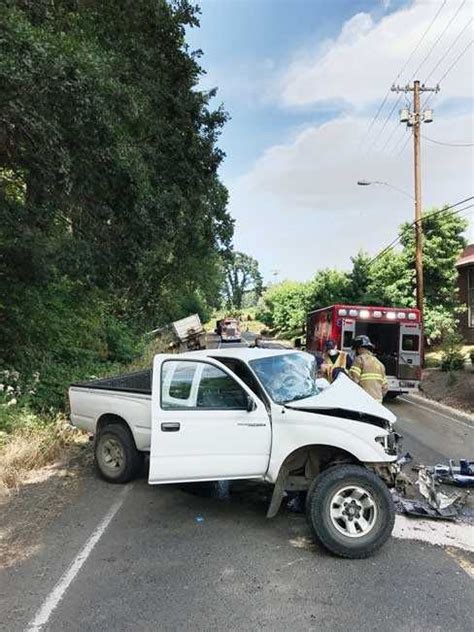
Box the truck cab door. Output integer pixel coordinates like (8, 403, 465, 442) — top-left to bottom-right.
(149, 355, 271, 484)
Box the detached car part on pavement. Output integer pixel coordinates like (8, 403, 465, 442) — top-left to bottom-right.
(69, 348, 402, 559)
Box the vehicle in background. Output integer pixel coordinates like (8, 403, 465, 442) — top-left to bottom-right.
(215, 317, 242, 343)
(69, 348, 400, 559)
(306, 304, 422, 397)
(172, 314, 206, 351)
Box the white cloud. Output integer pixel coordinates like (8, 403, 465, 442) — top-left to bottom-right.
(229, 111, 474, 281)
(281, 0, 473, 108)
(228, 0, 474, 282)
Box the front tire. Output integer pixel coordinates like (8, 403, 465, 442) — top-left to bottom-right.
(306, 464, 395, 559)
(95, 423, 143, 484)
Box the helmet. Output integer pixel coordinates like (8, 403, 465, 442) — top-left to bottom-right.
(351, 335, 374, 350)
(324, 339, 336, 351)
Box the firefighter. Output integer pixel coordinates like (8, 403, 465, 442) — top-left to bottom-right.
(320, 339, 351, 383)
(349, 335, 388, 402)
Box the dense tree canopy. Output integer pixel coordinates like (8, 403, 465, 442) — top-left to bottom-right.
(0, 0, 233, 405)
(367, 207, 468, 339)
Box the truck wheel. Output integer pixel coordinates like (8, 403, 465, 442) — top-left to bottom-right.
(306, 464, 395, 559)
(95, 423, 143, 484)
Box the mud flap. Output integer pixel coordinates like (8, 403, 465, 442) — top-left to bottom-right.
(266, 464, 289, 518)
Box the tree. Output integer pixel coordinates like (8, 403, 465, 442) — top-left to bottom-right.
(366, 207, 468, 340)
(257, 269, 352, 338)
(257, 281, 312, 334)
(307, 269, 352, 311)
(0, 0, 233, 406)
(347, 251, 381, 304)
(223, 252, 263, 309)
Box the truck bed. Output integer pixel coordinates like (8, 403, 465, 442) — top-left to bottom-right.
(72, 369, 152, 394)
(69, 369, 153, 451)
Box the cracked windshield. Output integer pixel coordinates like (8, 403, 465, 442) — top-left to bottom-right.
(250, 353, 319, 404)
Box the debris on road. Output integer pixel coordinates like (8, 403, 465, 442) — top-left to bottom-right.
(397, 452, 413, 467)
(393, 495, 460, 520)
(416, 467, 465, 510)
(432, 459, 474, 488)
(391, 456, 471, 520)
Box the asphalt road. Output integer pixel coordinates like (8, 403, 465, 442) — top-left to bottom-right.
(1, 398, 473, 632)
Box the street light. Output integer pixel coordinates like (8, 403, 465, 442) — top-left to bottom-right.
(357, 180, 414, 201)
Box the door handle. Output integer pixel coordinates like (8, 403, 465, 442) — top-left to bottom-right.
(161, 422, 181, 432)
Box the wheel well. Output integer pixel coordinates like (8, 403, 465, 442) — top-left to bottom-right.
(266, 444, 361, 518)
(282, 444, 360, 482)
(96, 414, 137, 448)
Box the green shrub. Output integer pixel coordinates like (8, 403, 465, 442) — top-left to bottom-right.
(105, 317, 142, 364)
(441, 352, 465, 372)
(440, 331, 465, 372)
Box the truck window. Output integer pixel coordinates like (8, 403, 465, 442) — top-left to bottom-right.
(197, 365, 248, 410)
(402, 334, 419, 351)
(161, 361, 197, 408)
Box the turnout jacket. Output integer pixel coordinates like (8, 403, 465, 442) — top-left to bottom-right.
(349, 349, 388, 402)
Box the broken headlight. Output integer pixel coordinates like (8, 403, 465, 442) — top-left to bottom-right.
(375, 432, 401, 456)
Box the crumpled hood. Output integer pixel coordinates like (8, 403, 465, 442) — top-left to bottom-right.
(285, 373, 396, 425)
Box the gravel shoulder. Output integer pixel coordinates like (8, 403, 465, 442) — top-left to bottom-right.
(420, 368, 474, 414)
(0, 444, 91, 569)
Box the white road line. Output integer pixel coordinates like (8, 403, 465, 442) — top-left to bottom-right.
(25, 485, 131, 632)
(393, 515, 474, 552)
(398, 397, 474, 429)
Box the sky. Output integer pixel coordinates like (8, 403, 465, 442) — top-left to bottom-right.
(187, 0, 474, 282)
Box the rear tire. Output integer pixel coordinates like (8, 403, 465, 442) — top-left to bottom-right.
(306, 464, 395, 559)
(95, 423, 143, 484)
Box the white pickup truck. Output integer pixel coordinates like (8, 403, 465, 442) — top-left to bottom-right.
(69, 348, 402, 558)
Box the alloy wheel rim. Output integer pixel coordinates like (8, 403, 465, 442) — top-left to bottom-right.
(329, 485, 378, 538)
(100, 437, 125, 473)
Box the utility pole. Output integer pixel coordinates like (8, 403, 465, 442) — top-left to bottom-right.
(391, 81, 439, 322)
(413, 80, 424, 321)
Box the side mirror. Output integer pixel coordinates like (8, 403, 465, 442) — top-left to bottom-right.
(246, 395, 256, 412)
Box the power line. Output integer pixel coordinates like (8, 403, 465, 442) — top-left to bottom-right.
(424, 16, 473, 83)
(368, 196, 474, 266)
(456, 204, 474, 217)
(384, 94, 412, 154)
(380, 120, 404, 153)
(369, 94, 403, 151)
(373, 4, 470, 155)
(409, 0, 468, 80)
(422, 38, 474, 110)
(360, 0, 448, 149)
(437, 37, 473, 84)
(370, 198, 474, 265)
(396, 132, 411, 157)
(422, 134, 474, 147)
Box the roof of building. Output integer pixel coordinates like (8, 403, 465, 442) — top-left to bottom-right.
(456, 244, 474, 268)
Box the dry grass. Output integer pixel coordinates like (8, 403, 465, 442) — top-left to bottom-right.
(0, 417, 81, 495)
